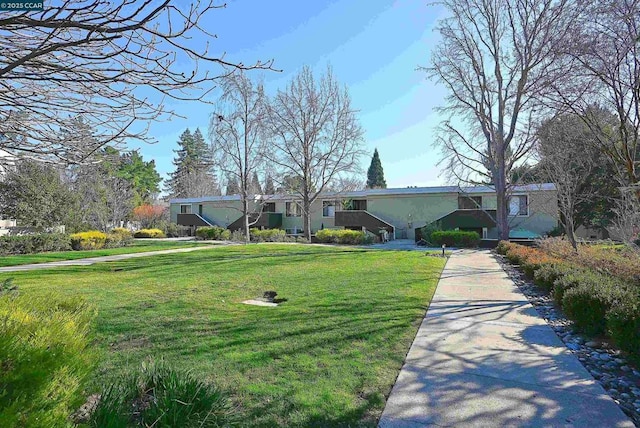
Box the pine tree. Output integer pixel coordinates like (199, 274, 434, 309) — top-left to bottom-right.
(225, 175, 241, 195)
(249, 171, 262, 194)
(165, 128, 220, 197)
(366, 148, 387, 189)
(264, 175, 276, 194)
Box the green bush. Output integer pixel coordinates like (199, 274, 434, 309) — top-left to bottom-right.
(563, 280, 618, 336)
(315, 229, 373, 245)
(420, 221, 443, 244)
(250, 228, 286, 242)
(551, 270, 589, 305)
(90, 359, 236, 427)
(195, 226, 231, 241)
(430, 230, 480, 248)
(533, 263, 575, 291)
(70, 230, 107, 250)
(110, 227, 132, 239)
(0, 294, 96, 427)
(0, 233, 71, 255)
(133, 228, 166, 238)
(607, 300, 640, 356)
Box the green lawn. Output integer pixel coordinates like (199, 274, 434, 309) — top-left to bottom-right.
(1, 244, 445, 426)
(0, 240, 211, 267)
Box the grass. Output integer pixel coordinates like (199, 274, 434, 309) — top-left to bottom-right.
(0, 244, 445, 427)
(0, 240, 210, 267)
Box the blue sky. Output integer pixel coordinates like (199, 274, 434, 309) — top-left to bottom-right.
(130, 0, 449, 190)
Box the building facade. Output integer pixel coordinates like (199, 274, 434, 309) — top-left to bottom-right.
(169, 183, 558, 241)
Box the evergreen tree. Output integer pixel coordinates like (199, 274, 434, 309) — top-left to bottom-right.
(249, 171, 262, 194)
(264, 175, 276, 195)
(117, 150, 162, 205)
(225, 175, 241, 195)
(366, 148, 386, 189)
(165, 128, 220, 197)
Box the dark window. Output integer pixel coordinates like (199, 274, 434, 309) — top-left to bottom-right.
(286, 201, 302, 217)
(198, 204, 203, 215)
(351, 199, 367, 210)
(509, 195, 528, 216)
(322, 201, 336, 217)
(262, 202, 276, 213)
(180, 205, 191, 214)
(458, 196, 482, 209)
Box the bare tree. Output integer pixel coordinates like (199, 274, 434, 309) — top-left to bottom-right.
(557, 0, 640, 190)
(264, 65, 364, 241)
(536, 113, 602, 249)
(210, 70, 268, 242)
(425, 0, 580, 240)
(0, 0, 274, 165)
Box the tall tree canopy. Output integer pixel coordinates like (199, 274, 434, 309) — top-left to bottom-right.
(264, 65, 364, 240)
(117, 151, 162, 205)
(366, 148, 387, 189)
(165, 128, 220, 198)
(426, 0, 580, 239)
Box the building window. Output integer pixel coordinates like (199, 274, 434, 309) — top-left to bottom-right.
(322, 200, 336, 217)
(350, 199, 367, 210)
(458, 196, 482, 209)
(198, 204, 203, 215)
(262, 202, 276, 213)
(286, 201, 302, 217)
(509, 195, 528, 216)
(180, 204, 191, 214)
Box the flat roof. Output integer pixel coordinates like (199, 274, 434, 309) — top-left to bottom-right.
(169, 183, 556, 204)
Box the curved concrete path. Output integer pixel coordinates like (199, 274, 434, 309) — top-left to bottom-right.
(379, 249, 632, 427)
(0, 245, 223, 272)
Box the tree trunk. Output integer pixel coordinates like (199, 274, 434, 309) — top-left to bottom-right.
(566, 216, 578, 251)
(243, 197, 250, 243)
(494, 166, 510, 241)
(303, 199, 312, 242)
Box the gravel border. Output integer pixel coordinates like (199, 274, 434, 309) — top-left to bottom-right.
(494, 253, 640, 426)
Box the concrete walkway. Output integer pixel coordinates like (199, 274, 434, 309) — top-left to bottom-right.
(0, 245, 222, 272)
(379, 250, 632, 427)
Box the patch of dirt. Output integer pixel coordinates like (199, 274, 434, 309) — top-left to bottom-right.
(110, 336, 151, 351)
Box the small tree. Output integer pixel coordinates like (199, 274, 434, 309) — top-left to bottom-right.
(132, 205, 166, 229)
(210, 71, 268, 242)
(366, 148, 387, 189)
(264, 175, 276, 195)
(265, 65, 364, 240)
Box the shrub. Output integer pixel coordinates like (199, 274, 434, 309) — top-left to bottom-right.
(0, 294, 96, 427)
(163, 222, 190, 238)
(495, 240, 510, 255)
(533, 263, 575, 291)
(430, 230, 480, 248)
(562, 276, 630, 336)
(315, 229, 373, 245)
(195, 226, 231, 241)
(90, 359, 236, 427)
(551, 270, 588, 305)
(70, 230, 107, 250)
(133, 228, 166, 238)
(607, 300, 640, 356)
(0, 233, 71, 255)
(420, 221, 443, 244)
(110, 227, 132, 239)
(250, 228, 286, 242)
(132, 204, 166, 229)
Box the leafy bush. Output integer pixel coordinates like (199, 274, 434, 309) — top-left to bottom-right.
(110, 227, 132, 239)
(315, 229, 374, 245)
(90, 359, 236, 427)
(0, 233, 71, 255)
(70, 230, 107, 250)
(430, 230, 480, 248)
(0, 294, 96, 427)
(133, 228, 166, 238)
(562, 275, 630, 335)
(162, 222, 190, 238)
(533, 263, 576, 291)
(195, 226, 231, 241)
(250, 228, 286, 242)
(607, 300, 640, 356)
(420, 221, 443, 244)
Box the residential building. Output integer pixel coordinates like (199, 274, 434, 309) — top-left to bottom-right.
(169, 183, 558, 241)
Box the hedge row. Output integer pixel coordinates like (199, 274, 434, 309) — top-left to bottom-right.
(70, 230, 133, 250)
(430, 230, 480, 248)
(315, 229, 373, 245)
(0, 233, 71, 255)
(249, 228, 286, 242)
(497, 241, 640, 356)
(195, 226, 230, 241)
(133, 228, 166, 238)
